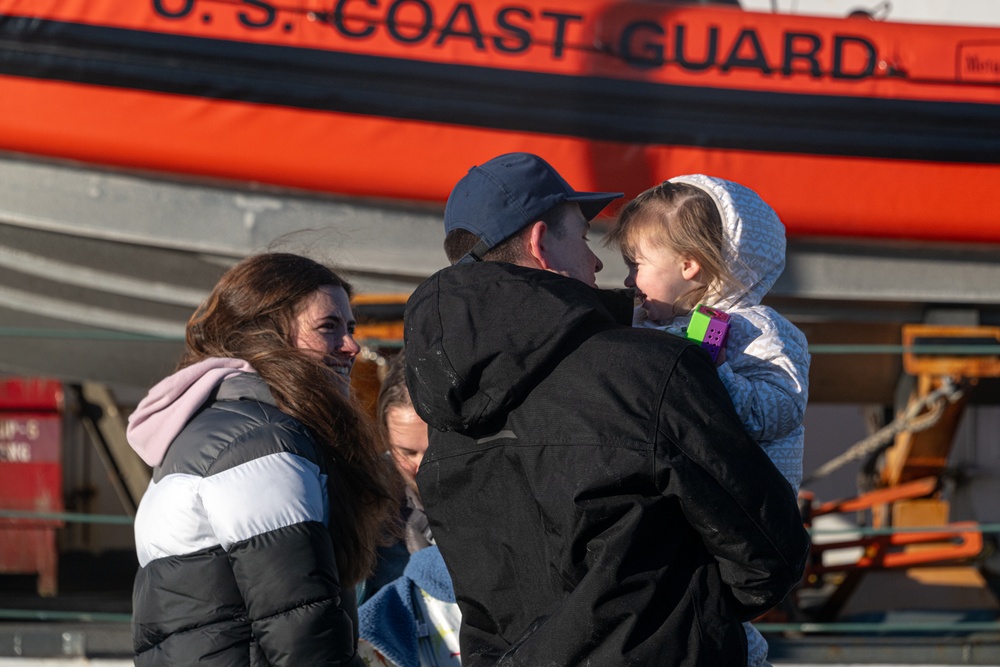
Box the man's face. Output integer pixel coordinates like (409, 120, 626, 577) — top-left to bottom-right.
(543, 203, 604, 287)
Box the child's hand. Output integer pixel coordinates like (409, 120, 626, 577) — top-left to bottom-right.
(632, 305, 646, 327)
(715, 346, 727, 367)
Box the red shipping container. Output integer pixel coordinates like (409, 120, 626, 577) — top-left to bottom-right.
(0, 378, 64, 597)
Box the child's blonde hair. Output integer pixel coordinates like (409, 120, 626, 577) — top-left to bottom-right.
(605, 181, 740, 313)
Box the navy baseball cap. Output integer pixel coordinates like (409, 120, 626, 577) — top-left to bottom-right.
(444, 153, 623, 263)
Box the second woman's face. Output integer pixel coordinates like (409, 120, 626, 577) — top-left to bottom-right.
(291, 285, 360, 389)
(386, 403, 429, 481)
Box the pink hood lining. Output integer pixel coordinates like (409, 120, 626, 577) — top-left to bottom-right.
(127, 357, 256, 467)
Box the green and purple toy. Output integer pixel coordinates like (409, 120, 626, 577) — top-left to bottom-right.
(686, 304, 731, 362)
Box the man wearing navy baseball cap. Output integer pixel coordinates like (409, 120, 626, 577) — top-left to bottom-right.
(402, 153, 809, 667)
(441, 152, 621, 284)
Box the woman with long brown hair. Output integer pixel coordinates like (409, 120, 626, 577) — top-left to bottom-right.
(128, 252, 399, 666)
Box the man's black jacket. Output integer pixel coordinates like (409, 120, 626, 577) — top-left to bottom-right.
(404, 261, 809, 667)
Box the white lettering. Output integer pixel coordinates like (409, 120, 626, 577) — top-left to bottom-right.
(0, 442, 31, 462)
(0, 419, 41, 440)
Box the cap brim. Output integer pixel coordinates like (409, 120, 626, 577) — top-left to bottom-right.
(567, 191, 624, 221)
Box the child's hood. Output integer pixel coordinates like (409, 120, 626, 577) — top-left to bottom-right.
(669, 174, 786, 309)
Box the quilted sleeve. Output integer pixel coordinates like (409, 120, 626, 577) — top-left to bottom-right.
(716, 309, 809, 442)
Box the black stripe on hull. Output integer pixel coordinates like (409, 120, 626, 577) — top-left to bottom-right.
(1, 15, 998, 163)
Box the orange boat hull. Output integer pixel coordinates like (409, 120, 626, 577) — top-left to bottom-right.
(0, 0, 998, 242)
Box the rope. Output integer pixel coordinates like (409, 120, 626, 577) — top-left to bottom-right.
(808, 522, 1000, 536)
(802, 377, 966, 486)
(0, 608, 132, 623)
(0, 509, 133, 525)
(2, 609, 997, 634)
(755, 621, 1000, 634)
(3, 610, 999, 633)
(8, 507, 1000, 536)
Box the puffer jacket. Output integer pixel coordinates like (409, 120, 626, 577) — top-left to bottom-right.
(404, 261, 810, 667)
(129, 364, 362, 666)
(638, 174, 810, 492)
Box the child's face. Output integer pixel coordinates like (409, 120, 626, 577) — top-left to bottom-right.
(623, 238, 702, 324)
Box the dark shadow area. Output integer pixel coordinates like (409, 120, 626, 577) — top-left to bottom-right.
(0, 549, 135, 613)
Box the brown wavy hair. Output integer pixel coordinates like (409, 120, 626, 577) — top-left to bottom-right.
(179, 252, 399, 585)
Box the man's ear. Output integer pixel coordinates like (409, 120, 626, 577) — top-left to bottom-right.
(525, 221, 551, 270)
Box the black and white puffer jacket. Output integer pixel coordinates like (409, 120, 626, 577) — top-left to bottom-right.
(130, 368, 362, 666)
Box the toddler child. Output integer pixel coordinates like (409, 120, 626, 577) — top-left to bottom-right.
(606, 174, 810, 667)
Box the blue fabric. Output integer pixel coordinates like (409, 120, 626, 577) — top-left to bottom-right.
(407, 546, 455, 604)
(358, 546, 454, 667)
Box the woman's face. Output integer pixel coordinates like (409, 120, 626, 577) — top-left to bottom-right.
(386, 403, 429, 481)
(291, 285, 360, 391)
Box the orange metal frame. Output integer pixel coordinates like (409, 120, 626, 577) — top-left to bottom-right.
(807, 522, 983, 576)
(806, 476, 985, 578)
